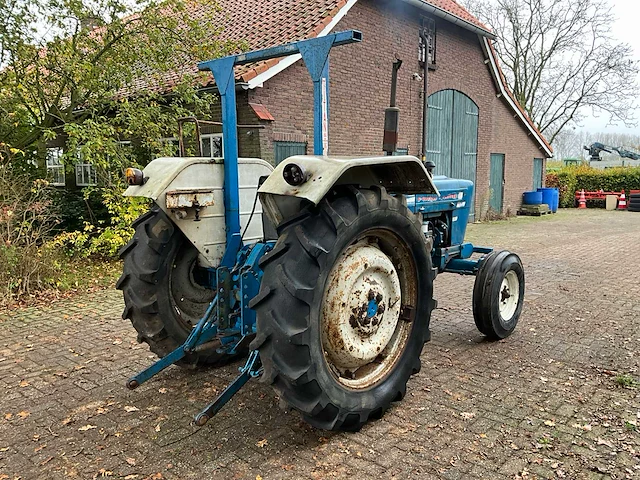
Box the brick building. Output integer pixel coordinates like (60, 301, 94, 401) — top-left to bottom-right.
(72, 0, 553, 217)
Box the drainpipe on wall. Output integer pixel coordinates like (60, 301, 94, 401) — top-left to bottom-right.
(419, 30, 435, 175)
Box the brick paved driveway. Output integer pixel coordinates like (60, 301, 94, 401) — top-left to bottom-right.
(1, 210, 639, 479)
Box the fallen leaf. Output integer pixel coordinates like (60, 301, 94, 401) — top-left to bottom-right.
(78, 424, 97, 431)
(19, 380, 29, 387)
(17, 411, 30, 419)
(256, 439, 268, 448)
(256, 476, 263, 480)
(0, 447, 9, 452)
(596, 438, 614, 449)
(572, 423, 592, 431)
(158, 388, 167, 394)
(155, 424, 161, 432)
(4, 413, 12, 420)
(93, 469, 114, 478)
(124, 406, 139, 413)
(544, 420, 556, 427)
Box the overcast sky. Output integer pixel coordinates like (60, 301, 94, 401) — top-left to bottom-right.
(580, 0, 640, 134)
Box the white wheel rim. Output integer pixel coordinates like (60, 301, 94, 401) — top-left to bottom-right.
(321, 240, 410, 389)
(499, 270, 520, 321)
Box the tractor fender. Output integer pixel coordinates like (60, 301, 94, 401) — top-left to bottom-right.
(123, 157, 273, 266)
(258, 155, 438, 226)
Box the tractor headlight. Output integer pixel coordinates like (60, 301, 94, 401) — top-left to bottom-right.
(125, 167, 144, 186)
(283, 163, 308, 186)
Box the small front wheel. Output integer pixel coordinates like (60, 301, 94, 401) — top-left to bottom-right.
(472, 251, 524, 340)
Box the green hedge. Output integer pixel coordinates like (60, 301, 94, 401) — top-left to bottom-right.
(546, 166, 640, 207)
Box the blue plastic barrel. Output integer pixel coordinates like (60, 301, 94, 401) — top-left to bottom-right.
(523, 191, 543, 205)
(537, 187, 559, 212)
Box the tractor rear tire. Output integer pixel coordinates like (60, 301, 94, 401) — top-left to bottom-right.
(117, 208, 227, 366)
(472, 251, 524, 340)
(250, 186, 434, 431)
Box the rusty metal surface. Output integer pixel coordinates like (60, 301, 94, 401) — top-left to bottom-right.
(320, 236, 415, 390)
(322, 243, 401, 370)
(165, 189, 215, 209)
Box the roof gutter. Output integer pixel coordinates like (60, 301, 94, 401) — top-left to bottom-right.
(400, 0, 496, 40)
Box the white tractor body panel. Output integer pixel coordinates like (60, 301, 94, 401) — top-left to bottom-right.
(258, 155, 438, 204)
(124, 157, 274, 267)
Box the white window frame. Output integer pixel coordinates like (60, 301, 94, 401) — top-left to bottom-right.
(46, 147, 65, 186)
(75, 162, 97, 187)
(200, 133, 224, 158)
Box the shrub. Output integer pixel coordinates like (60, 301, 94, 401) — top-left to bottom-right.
(546, 165, 640, 207)
(52, 178, 150, 258)
(0, 147, 63, 304)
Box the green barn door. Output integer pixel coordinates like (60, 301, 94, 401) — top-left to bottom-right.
(427, 90, 454, 177)
(533, 158, 543, 190)
(427, 90, 479, 217)
(490, 154, 505, 213)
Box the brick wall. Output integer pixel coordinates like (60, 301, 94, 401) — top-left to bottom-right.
(247, 0, 550, 216)
(202, 92, 265, 159)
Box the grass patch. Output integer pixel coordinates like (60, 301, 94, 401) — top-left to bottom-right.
(3, 258, 122, 310)
(614, 374, 639, 389)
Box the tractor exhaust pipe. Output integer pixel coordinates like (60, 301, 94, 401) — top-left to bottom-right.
(383, 58, 403, 155)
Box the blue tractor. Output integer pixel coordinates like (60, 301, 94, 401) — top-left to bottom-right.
(118, 31, 524, 431)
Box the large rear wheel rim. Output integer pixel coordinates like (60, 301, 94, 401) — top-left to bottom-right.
(320, 230, 417, 390)
(169, 242, 215, 330)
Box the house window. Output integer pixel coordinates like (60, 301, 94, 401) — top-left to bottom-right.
(201, 133, 223, 157)
(274, 141, 307, 165)
(419, 17, 436, 66)
(75, 162, 97, 186)
(46, 147, 65, 186)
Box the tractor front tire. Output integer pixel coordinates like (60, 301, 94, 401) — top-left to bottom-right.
(472, 251, 525, 340)
(250, 186, 434, 431)
(117, 208, 227, 366)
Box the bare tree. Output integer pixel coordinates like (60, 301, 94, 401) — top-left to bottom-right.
(463, 0, 638, 144)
